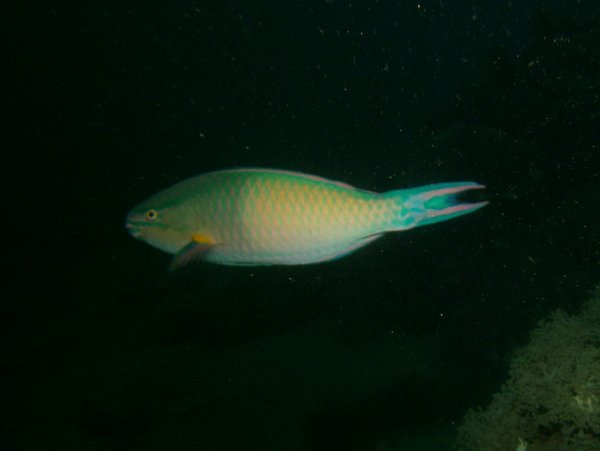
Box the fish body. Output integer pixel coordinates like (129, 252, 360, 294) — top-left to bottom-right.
(126, 168, 487, 268)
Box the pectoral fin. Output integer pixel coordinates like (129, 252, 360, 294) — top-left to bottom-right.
(168, 234, 216, 272)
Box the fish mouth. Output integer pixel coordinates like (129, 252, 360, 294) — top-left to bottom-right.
(125, 222, 142, 239)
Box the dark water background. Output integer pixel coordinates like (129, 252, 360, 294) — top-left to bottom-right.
(5, 1, 600, 450)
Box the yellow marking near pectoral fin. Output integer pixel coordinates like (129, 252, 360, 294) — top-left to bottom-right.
(192, 233, 217, 245)
(169, 235, 217, 272)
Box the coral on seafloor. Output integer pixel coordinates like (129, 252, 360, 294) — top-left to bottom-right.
(456, 285, 600, 451)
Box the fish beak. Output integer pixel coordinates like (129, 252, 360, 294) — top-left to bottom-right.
(125, 222, 142, 238)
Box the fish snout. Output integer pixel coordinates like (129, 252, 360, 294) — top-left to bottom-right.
(125, 222, 143, 239)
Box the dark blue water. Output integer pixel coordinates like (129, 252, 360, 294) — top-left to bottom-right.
(5, 1, 599, 449)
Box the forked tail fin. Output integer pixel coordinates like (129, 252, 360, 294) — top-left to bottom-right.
(383, 182, 488, 231)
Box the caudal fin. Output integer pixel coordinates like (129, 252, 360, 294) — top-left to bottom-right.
(383, 182, 488, 230)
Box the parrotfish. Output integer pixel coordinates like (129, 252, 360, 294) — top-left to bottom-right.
(125, 168, 487, 269)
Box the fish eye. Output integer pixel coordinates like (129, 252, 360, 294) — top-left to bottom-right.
(145, 209, 159, 221)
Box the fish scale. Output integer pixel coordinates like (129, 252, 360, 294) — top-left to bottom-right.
(238, 172, 381, 262)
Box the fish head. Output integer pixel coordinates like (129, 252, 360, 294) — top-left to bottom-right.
(125, 195, 192, 255)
